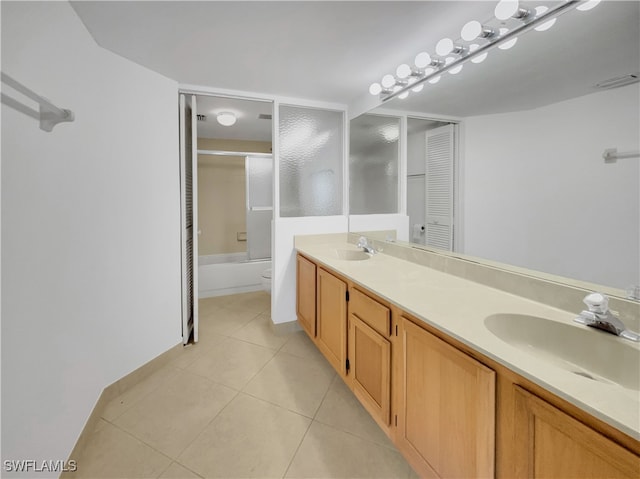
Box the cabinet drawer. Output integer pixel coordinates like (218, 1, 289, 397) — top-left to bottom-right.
(350, 288, 390, 337)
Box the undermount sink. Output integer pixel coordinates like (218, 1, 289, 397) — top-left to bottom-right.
(485, 314, 640, 391)
(334, 249, 370, 261)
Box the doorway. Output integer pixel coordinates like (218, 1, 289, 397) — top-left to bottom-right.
(406, 117, 457, 250)
(179, 93, 274, 344)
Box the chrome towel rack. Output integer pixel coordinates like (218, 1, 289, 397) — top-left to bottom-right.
(1, 72, 74, 132)
(603, 148, 640, 163)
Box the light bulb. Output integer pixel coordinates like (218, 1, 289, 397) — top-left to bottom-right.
(535, 18, 556, 31)
(412, 84, 424, 93)
(396, 64, 412, 79)
(381, 74, 395, 88)
(471, 52, 488, 63)
(217, 112, 236, 126)
(393, 85, 402, 92)
(469, 43, 488, 63)
(449, 65, 463, 75)
(445, 56, 455, 66)
(415, 52, 432, 69)
(534, 6, 556, 31)
(428, 75, 441, 84)
(577, 0, 600, 11)
(423, 67, 435, 76)
(398, 91, 409, 99)
(498, 28, 518, 50)
(495, 0, 519, 20)
(369, 82, 382, 95)
(435, 38, 454, 56)
(461, 20, 482, 41)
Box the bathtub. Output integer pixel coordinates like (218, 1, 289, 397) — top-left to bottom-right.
(198, 253, 271, 298)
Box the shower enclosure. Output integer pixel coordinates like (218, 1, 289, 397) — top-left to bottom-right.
(198, 153, 273, 297)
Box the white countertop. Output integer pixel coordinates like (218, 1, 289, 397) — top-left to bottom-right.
(295, 237, 640, 441)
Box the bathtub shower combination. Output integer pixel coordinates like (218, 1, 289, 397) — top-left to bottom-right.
(198, 155, 272, 298)
(199, 253, 271, 298)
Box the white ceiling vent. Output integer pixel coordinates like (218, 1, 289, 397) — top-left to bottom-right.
(594, 73, 639, 90)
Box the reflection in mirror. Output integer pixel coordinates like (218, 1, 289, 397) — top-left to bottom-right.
(407, 118, 457, 250)
(350, 1, 639, 298)
(349, 114, 400, 214)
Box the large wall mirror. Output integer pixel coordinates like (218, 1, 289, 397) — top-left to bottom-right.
(349, 0, 639, 299)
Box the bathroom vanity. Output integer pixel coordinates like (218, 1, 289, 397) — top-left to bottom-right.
(295, 234, 640, 478)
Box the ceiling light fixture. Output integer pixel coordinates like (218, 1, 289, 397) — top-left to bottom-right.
(396, 64, 412, 79)
(494, 0, 534, 21)
(217, 112, 236, 126)
(533, 6, 557, 31)
(368, 0, 588, 103)
(469, 44, 489, 64)
(576, 0, 600, 12)
(461, 20, 497, 42)
(497, 28, 518, 50)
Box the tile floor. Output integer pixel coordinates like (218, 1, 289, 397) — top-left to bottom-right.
(71, 291, 416, 478)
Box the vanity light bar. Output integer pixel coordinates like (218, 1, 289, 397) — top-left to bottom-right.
(370, 0, 585, 104)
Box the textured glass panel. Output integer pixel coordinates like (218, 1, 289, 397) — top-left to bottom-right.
(246, 156, 272, 260)
(349, 114, 399, 214)
(279, 106, 344, 217)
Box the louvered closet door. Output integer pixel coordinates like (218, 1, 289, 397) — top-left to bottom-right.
(179, 94, 199, 344)
(425, 124, 454, 251)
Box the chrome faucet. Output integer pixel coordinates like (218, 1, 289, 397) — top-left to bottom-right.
(574, 292, 640, 342)
(356, 236, 376, 254)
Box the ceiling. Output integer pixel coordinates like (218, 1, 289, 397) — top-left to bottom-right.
(70, 1, 488, 103)
(379, 0, 640, 116)
(71, 1, 639, 120)
(195, 95, 272, 141)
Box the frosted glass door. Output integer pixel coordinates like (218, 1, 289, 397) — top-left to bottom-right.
(246, 155, 272, 260)
(349, 114, 400, 214)
(279, 105, 344, 217)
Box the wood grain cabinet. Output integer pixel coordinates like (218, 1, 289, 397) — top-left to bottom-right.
(512, 386, 640, 479)
(295, 253, 640, 479)
(397, 317, 496, 479)
(316, 267, 348, 376)
(347, 288, 392, 429)
(296, 254, 316, 337)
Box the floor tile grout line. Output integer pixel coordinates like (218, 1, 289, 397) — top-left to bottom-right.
(311, 375, 402, 452)
(96, 418, 177, 465)
(281, 415, 314, 479)
(170, 388, 242, 467)
(277, 365, 337, 479)
(106, 372, 241, 465)
(100, 367, 183, 424)
(239, 390, 318, 421)
(311, 371, 338, 422)
(311, 418, 409, 460)
(155, 460, 205, 479)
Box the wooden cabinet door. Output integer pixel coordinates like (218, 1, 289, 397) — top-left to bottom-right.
(316, 268, 347, 375)
(513, 386, 640, 479)
(296, 254, 316, 338)
(398, 317, 495, 479)
(349, 314, 391, 427)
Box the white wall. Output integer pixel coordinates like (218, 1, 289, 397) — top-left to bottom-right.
(463, 85, 640, 289)
(407, 128, 427, 244)
(272, 217, 348, 324)
(1, 1, 181, 470)
(348, 215, 409, 242)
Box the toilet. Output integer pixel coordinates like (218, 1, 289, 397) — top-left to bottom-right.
(261, 268, 272, 293)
